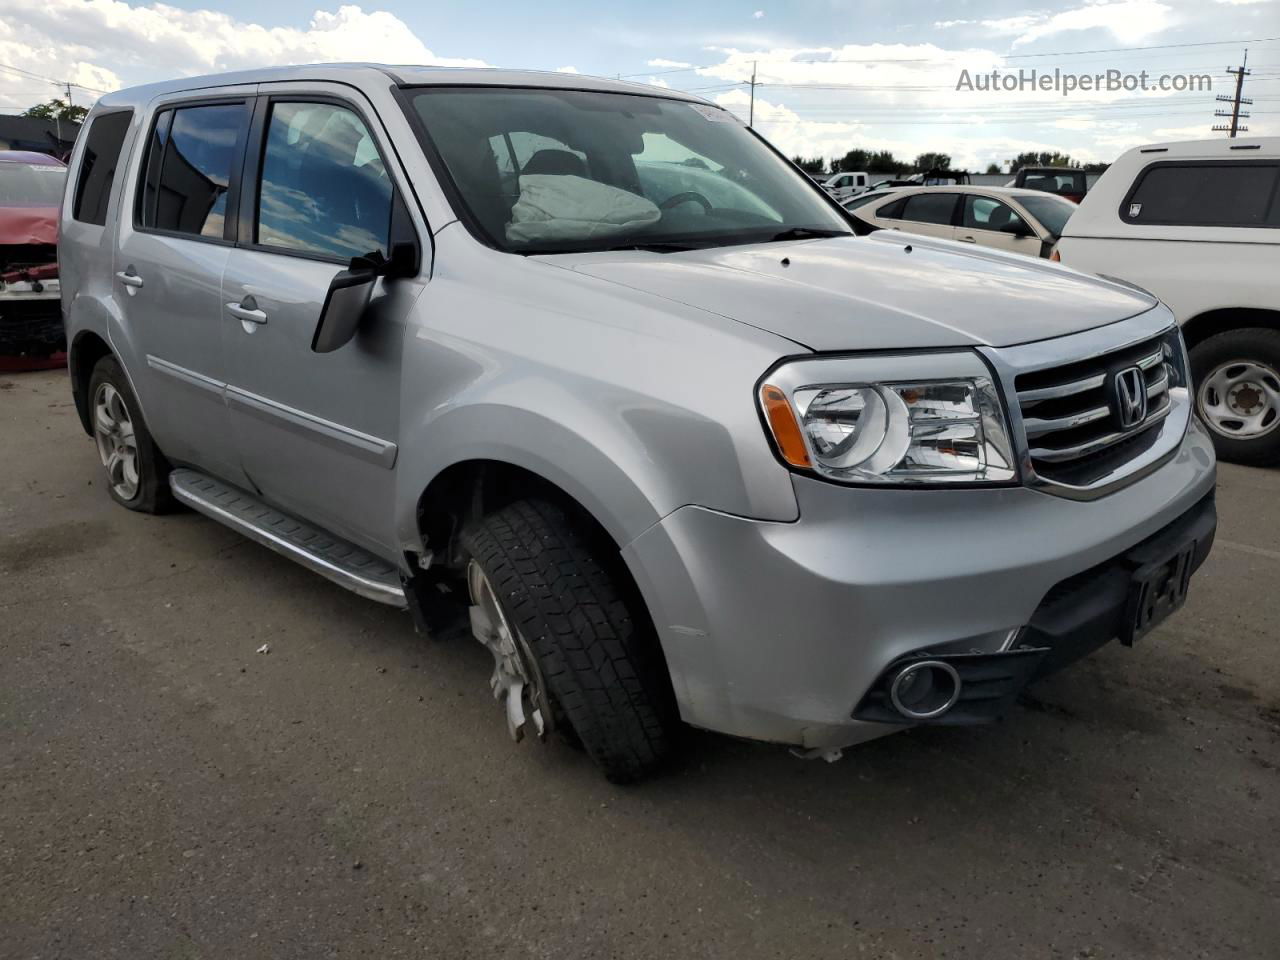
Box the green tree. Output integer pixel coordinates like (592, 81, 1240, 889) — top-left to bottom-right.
(867, 150, 900, 173)
(984, 162, 1003, 175)
(23, 99, 88, 124)
(1007, 150, 1078, 171)
(791, 155, 827, 175)
(834, 148, 872, 172)
(913, 152, 952, 173)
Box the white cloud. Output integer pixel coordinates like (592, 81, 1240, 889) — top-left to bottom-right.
(0, 0, 487, 111)
(933, 1, 1176, 46)
(555, 65, 580, 73)
(753, 10, 765, 18)
(648, 58, 693, 68)
(1213, 0, 1274, 4)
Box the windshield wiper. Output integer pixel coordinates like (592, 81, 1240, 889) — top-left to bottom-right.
(597, 241, 702, 253)
(768, 227, 852, 242)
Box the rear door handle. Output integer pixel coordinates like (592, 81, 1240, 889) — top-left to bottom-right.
(958, 236, 977, 243)
(115, 269, 144, 288)
(226, 301, 268, 325)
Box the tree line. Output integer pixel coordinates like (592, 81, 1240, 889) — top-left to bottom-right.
(793, 148, 1109, 177)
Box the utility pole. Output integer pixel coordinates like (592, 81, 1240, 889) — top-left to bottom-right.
(1213, 50, 1251, 138)
(748, 61, 757, 127)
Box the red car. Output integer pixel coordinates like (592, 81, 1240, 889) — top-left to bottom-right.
(0, 150, 65, 359)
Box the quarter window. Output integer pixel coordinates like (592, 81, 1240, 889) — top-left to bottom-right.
(1122, 162, 1280, 227)
(255, 101, 393, 260)
(73, 110, 133, 226)
(900, 193, 958, 226)
(139, 102, 250, 239)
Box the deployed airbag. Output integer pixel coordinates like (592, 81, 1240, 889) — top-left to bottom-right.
(506, 174, 660, 244)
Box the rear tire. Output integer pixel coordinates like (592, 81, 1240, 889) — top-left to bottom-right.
(1190, 328, 1280, 467)
(460, 499, 678, 783)
(87, 356, 178, 513)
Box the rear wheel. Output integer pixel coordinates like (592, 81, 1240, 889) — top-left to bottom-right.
(1190, 329, 1280, 466)
(87, 356, 178, 513)
(459, 498, 678, 783)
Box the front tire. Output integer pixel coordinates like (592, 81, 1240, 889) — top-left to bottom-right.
(87, 356, 177, 513)
(1190, 328, 1280, 467)
(460, 499, 678, 783)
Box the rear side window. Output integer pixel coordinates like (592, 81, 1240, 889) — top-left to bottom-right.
(72, 110, 133, 225)
(138, 102, 250, 239)
(877, 196, 908, 219)
(255, 100, 394, 260)
(901, 193, 957, 226)
(1122, 162, 1280, 227)
(962, 196, 1026, 232)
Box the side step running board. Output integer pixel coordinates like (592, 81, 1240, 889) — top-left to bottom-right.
(169, 468, 407, 608)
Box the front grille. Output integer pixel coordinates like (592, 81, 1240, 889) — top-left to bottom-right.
(1014, 332, 1178, 487)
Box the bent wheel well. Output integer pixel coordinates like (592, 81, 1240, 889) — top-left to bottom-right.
(1182, 308, 1280, 351)
(69, 331, 113, 435)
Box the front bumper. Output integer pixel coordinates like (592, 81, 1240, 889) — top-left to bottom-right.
(622, 416, 1217, 750)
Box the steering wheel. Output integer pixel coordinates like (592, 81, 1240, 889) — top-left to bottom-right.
(659, 191, 714, 214)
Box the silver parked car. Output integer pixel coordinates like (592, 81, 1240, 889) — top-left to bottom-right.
(61, 65, 1217, 782)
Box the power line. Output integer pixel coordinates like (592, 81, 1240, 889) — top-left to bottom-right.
(0, 60, 109, 96)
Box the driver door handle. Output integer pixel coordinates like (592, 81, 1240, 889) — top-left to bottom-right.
(958, 235, 977, 243)
(226, 300, 268, 325)
(115, 269, 144, 288)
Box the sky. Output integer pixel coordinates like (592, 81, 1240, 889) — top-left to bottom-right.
(0, 0, 1276, 170)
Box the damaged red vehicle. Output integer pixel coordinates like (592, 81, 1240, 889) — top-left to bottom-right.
(1, 151, 65, 359)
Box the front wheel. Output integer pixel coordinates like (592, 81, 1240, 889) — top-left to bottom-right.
(1190, 329, 1280, 467)
(459, 499, 679, 783)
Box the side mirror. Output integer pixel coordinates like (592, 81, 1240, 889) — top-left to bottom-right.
(311, 262, 378, 354)
(1001, 220, 1034, 238)
(310, 245, 415, 354)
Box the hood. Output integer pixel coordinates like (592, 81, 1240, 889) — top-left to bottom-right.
(0, 206, 59, 247)
(557, 231, 1157, 351)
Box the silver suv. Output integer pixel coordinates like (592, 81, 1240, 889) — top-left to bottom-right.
(61, 65, 1217, 782)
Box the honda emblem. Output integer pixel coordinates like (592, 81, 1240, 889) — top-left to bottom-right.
(1113, 366, 1148, 429)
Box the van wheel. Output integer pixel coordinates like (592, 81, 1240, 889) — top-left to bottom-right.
(459, 499, 677, 783)
(87, 356, 177, 513)
(1191, 329, 1280, 466)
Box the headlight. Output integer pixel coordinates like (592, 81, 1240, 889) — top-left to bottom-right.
(759, 353, 1016, 485)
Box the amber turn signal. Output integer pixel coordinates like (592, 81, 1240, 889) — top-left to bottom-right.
(760, 384, 812, 467)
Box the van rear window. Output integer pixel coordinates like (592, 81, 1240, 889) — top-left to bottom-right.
(72, 110, 134, 226)
(1121, 161, 1280, 227)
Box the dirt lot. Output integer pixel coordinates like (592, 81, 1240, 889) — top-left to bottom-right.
(2, 368, 1277, 960)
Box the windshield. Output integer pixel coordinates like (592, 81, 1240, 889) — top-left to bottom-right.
(1018, 194, 1076, 238)
(0, 162, 66, 205)
(407, 87, 851, 254)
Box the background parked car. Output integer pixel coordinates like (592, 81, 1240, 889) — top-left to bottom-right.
(849, 185, 1076, 259)
(0, 151, 65, 359)
(1056, 137, 1280, 465)
(840, 188, 903, 212)
(1013, 166, 1088, 203)
(819, 170, 868, 200)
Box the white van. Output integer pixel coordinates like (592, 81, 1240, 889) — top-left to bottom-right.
(1057, 138, 1280, 464)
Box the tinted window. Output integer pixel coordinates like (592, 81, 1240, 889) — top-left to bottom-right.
(877, 196, 908, 219)
(901, 193, 957, 225)
(1123, 162, 1280, 227)
(140, 102, 249, 239)
(73, 110, 133, 225)
(843, 191, 892, 211)
(962, 196, 1026, 232)
(1018, 194, 1075, 237)
(256, 101, 394, 260)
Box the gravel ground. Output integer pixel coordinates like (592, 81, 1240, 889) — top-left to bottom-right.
(2, 368, 1277, 960)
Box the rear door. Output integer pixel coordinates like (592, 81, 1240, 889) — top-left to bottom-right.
(889, 192, 960, 241)
(219, 87, 426, 555)
(114, 91, 255, 485)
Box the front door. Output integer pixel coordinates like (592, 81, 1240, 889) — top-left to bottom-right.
(957, 195, 1043, 257)
(220, 91, 425, 556)
(114, 93, 255, 485)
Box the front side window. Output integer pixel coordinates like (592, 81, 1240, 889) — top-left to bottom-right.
(407, 87, 849, 254)
(139, 102, 250, 239)
(1123, 162, 1280, 227)
(72, 110, 132, 225)
(1017, 194, 1076, 237)
(256, 101, 394, 260)
(901, 193, 957, 225)
(962, 196, 1028, 233)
